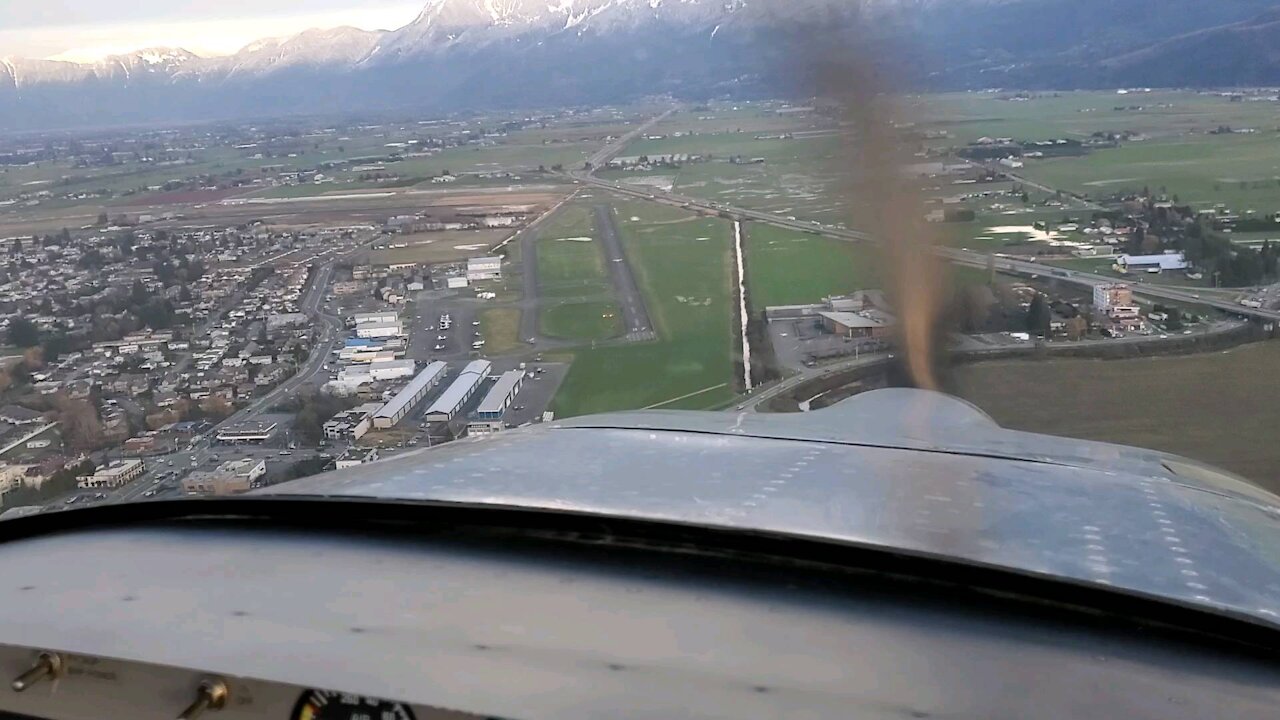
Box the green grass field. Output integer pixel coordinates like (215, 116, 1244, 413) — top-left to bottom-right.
(954, 343, 1280, 486)
(551, 202, 737, 416)
(478, 307, 523, 355)
(535, 204, 623, 341)
(541, 301, 622, 341)
(536, 205, 610, 298)
(743, 223, 882, 311)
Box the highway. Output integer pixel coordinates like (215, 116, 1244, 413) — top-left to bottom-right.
(587, 108, 675, 169)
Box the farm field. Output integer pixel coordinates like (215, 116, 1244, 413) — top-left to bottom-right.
(954, 343, 1280, 487)
(908, 91, 1280, 146)
(613, 109, 849, 226)
(551, 201, 737, 417)
(1019, 133, 1280, 217)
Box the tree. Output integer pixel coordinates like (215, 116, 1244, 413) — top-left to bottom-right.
(200, 396, 233, 420)
(7, 317, 39, 348)
(1065, 316, 1088, 341)
(130, 279, 150, 306)
(1026, 294, 1051, 337)
(56, 398, 103, 451)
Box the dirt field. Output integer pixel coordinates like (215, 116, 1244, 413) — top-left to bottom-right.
(365, 229, 511, 265)
(953, 342, 1280, 489)
(116, 187, 251, 207)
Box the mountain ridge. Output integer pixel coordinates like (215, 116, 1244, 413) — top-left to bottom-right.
(3, 0, 1280, 130)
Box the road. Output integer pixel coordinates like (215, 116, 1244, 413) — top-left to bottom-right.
(587, 108, 676, 169)
(593, 204, 656, 342)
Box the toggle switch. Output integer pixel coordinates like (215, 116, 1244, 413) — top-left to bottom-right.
(11, 652, 62, 692)
(177, 678, 229, 720)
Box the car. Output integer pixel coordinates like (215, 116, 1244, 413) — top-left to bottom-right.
(167, 459, 174, 465)
(279, 450, 292, 456)
(434, 344, 446, 350)
(513, 405, 525, 411)
(437, 335, 448, 340)
(143, 490, 157, 497)
(472, 321, 481, 326)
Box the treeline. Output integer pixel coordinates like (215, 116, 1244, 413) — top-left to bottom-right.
(1182, 223, 1279, 287)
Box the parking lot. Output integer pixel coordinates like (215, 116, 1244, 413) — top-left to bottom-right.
(767, 318, 888, 372)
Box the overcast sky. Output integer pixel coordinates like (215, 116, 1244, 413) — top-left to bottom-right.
(0, 1, 424, 61)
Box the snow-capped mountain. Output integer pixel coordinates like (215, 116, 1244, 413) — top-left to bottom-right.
(2, 0, 1279, 130)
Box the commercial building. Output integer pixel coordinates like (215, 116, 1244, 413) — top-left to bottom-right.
(466, 420, 505, 436)
(424, 360, 492, 423)
(355, 320, 404, 339)
(818, 310, 894, 339)
(322, 402, 383, 442)
(474, 370, 524, 420)
(1093, 284, 1140, 318)
(215, 420, 278, 443)
(1093, 282, 1132, 310)
(352, 311, 399, 325)
(183, 458, 266, 496)
(466, 256, 503, 282)
(372, 361, 449, 429)
(78, 459, 144, 489)
(335, 447, 380, 469)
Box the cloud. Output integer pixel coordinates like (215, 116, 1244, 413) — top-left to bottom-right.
(0, 4, 422, 62)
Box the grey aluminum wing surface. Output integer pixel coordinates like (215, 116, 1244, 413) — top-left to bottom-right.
(265, 388, 1280, 629)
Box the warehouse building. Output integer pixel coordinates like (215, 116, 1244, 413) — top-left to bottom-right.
(352, 310, 399, 325)
(466, 256, 503, 281)
(423, 360, 492, 423)
(474, 370, 524, 421)
(355, 320, 404, 339)
(372, 362, 448, 429)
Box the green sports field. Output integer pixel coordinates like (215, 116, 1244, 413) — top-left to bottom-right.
(551, 201, 738, 417)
